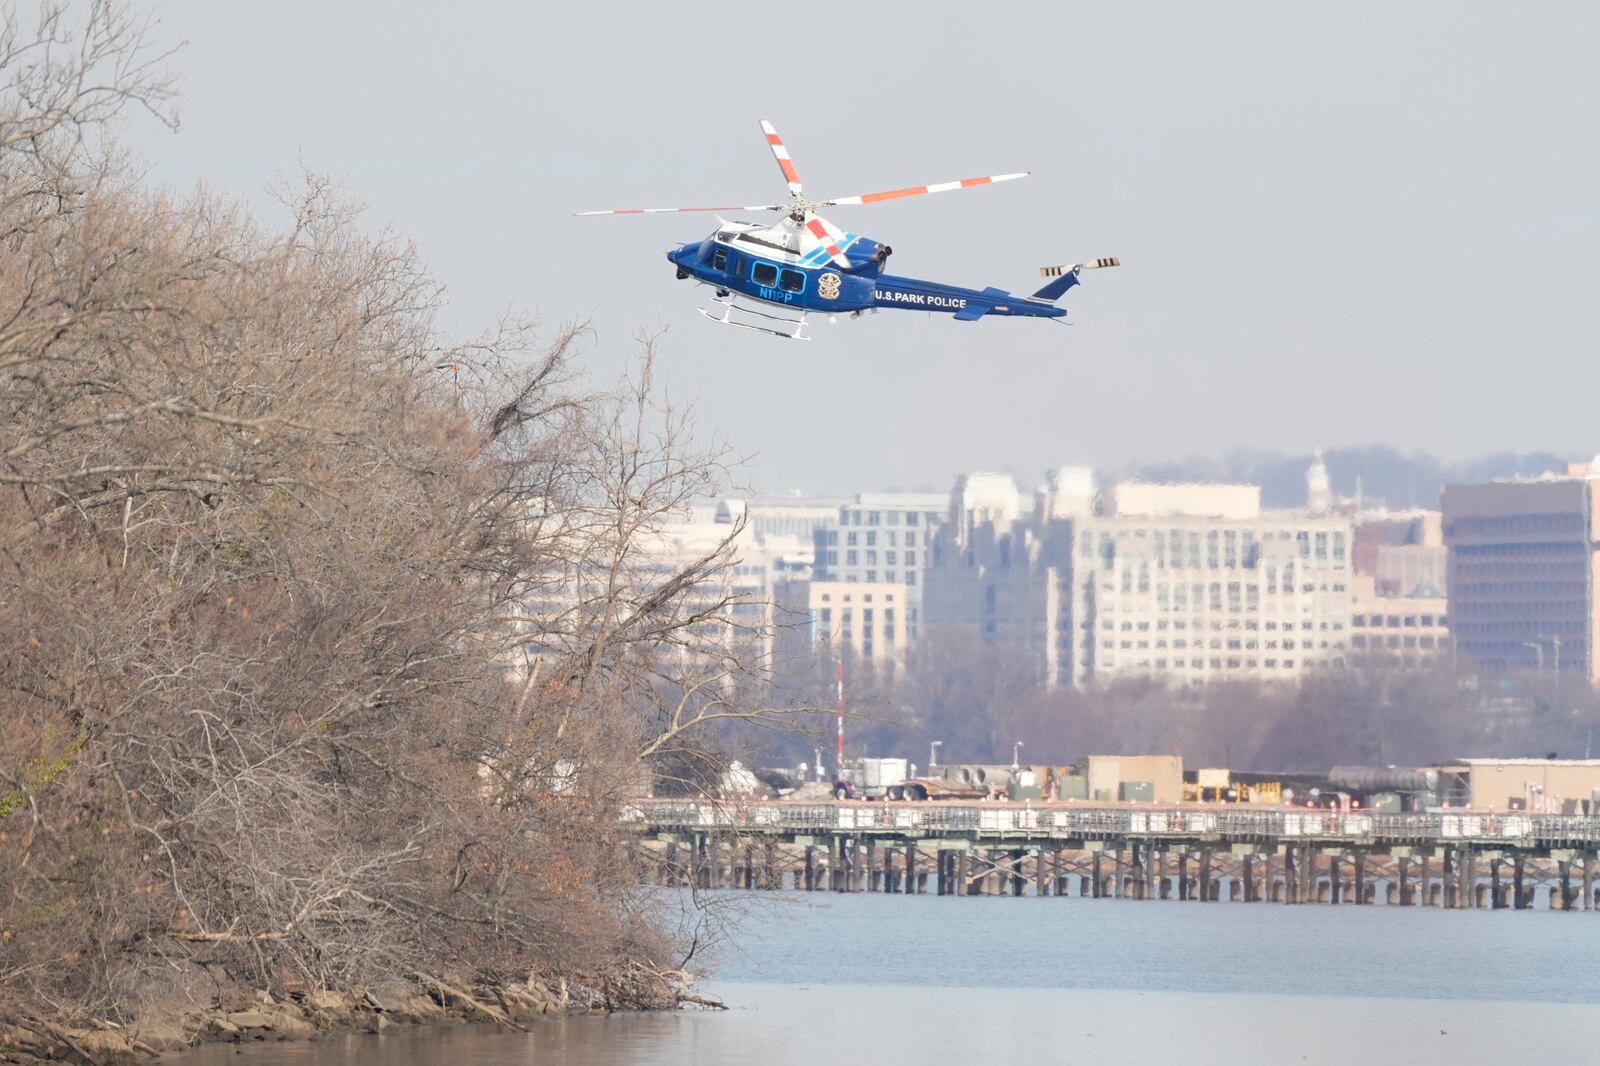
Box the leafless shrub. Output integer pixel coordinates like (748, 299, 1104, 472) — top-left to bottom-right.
(0, 4, 810, 1027)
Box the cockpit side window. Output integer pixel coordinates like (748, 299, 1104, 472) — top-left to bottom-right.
(751, 262, 778, 287)
(711, 246, 728, 271)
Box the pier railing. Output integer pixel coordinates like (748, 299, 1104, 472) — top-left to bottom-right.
(622, 799, 1600, 847)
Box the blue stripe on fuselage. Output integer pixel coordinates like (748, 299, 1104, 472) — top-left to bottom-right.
(799, 232, 859, 266)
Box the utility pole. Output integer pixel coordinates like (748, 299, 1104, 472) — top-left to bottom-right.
(835, 659, 845, 780)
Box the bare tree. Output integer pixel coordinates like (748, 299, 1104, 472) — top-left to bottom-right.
(0, 5, 817, 1032)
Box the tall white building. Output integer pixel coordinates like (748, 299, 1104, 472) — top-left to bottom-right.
(924, 463, 1357, 688)
(724, 495, 849, 544)
(812, 491, 946, 642)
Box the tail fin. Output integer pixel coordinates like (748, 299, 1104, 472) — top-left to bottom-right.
(1031, 257, 1120, 302)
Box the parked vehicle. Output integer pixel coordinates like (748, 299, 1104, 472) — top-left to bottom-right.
(835, 757, 909, 800)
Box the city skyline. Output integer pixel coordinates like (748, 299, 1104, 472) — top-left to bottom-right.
(732, 443, 1584, 509)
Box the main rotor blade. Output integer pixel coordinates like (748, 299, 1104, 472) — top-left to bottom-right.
(575, 204, 784, 216)
(817, 171, 1030, 207)
(759, 119, 804, 196)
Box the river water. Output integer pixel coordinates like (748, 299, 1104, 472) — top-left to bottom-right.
(176, 892, 1600, 1065)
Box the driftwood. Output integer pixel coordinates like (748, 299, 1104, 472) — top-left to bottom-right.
(410, 971, 527, 1031)
(15, 1006, 104, 1066)
(676, 991, 727, 1010)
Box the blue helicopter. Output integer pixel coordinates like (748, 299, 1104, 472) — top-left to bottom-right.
(578, 120, 1119, 340)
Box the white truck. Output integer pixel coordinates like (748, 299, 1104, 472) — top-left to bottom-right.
(835, 757, 909, 800)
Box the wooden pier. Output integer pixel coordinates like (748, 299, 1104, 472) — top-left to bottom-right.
(625, 800, 1600, 910)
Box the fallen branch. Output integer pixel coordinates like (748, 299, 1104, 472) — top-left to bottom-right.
(676, 992, 727, 1010)
(165, 931, 286, 943)
(409, 971, 526, 1031)
(16, 1006, 103, 1066)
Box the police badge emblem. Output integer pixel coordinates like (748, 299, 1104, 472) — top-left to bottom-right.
(818, 272, 842, 300)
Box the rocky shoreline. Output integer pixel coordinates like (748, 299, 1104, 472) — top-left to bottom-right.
(0, 971, 664, 1065)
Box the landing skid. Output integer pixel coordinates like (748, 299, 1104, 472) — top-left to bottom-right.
(698, 294, 811, 341)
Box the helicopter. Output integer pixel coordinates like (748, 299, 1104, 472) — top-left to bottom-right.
(577, 120, 1119, 340)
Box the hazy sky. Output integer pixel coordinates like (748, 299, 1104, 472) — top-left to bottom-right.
(126, 1, 1600, 495)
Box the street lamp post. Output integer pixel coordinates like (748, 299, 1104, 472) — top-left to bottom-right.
(1011, 741, 1025, 771)
(1524, 641, 1545, 677)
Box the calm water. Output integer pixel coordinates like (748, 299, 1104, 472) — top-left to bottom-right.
(175, 893, 1600, 1065)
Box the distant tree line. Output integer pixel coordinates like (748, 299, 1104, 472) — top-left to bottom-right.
(779, 630, 1600, 775)
(1120, 444, 1570, 510)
